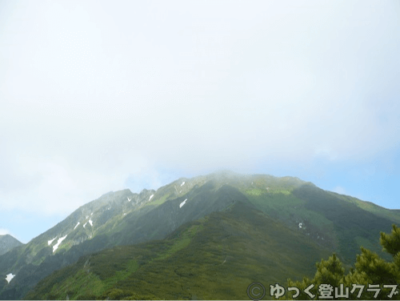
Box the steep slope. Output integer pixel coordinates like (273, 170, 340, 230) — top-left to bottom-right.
(231, 174, 398, 264)
(0, 188, 157, 299)
(1, 170, 399, 299)
(0, 181, 254, 299)
(0, 235, 23, 256)
(327, 191, 400, 224)
(25, 201, 332, 300)
(0, 173, 258, 299)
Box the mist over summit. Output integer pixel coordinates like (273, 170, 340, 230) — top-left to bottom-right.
(0, 171, 398, 299)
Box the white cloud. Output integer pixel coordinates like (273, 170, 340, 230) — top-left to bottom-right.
(0, 229, 11, 236)
(0, 0, 399, 215)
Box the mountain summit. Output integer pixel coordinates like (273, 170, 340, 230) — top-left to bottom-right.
(0, 171, 399, 299)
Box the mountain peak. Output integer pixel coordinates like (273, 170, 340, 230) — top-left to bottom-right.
(1, 171, 398, 300)
(0, 234, 23, 256)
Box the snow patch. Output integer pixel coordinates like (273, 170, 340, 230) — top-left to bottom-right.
(88, 219, 93, 226)
(298, 223, 303, 229)
(86, 215, 89, 219)
(127, 197, 131, 202)
(179, 199, 188, 208)
(5, 273, 15, 283)
(83, 222, 87, 228)
(53, 235, 67, 253)
(91, 212, 93, 216)
(47, 237, 57, 246)
(181, 181, 185, 186)
(149, 194, 154, 201)
(74, 222, 80, 230)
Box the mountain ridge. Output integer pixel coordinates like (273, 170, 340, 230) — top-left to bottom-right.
(25, 200, 332, 300)
(0, 171, 398, 299)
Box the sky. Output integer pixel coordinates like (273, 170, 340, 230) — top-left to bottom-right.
(0, 0, 399, 243)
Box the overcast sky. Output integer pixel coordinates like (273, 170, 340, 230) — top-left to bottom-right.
(1, 0, 399, 243)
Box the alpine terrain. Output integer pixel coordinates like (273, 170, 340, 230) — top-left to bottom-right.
(0, 171, 399, 300)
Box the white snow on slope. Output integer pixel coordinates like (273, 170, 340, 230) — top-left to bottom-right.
(86, 215, 89, 219)
(299, 223, 303, 229)
(149, 194, 154, 201)
(179, 199, 188, 208)
(83, 222, 87, 228)
(89, 219, 93, 226)
(53, 235, 67, 253)
(74, 222, 80, 230)
(127, 197, 131, 202)
(181, 181, 185, 186)
(91, 212, 93, 216)
(47, 237, 57, 246)
(5, 273, 15, 283)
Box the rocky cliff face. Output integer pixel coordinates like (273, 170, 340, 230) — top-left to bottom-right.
(0, 235, 23, 256)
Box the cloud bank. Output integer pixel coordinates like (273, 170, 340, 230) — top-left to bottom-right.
(0, 0, 399, 216)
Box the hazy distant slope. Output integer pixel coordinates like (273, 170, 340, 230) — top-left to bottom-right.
(0, 235, 23, 256)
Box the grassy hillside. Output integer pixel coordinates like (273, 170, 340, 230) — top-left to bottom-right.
(2, 171, 399, 299)
(235, 179, 396, 265)
(25, 201, 331, 300)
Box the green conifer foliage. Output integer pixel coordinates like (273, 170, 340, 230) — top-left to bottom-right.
(285, 224, 400, 300)
(314, 253, 345, 287)
(380, 225, 400, 257)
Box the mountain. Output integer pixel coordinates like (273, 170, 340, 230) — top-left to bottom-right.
(0, 171, 399, 299)
(25, 200, 332, 300)
(0, 235, 23, 256)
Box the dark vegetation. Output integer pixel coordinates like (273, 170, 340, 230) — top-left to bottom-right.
(284, 224, 400, 300)
(292, 184, 394, 263)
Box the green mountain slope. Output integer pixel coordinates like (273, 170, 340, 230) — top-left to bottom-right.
(239, 181, 397, 264)
(327, 191, 400, 224)
(25, 201, 332, 300)
(0, 189, 158, 299)
(1, 170, 399, 299)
